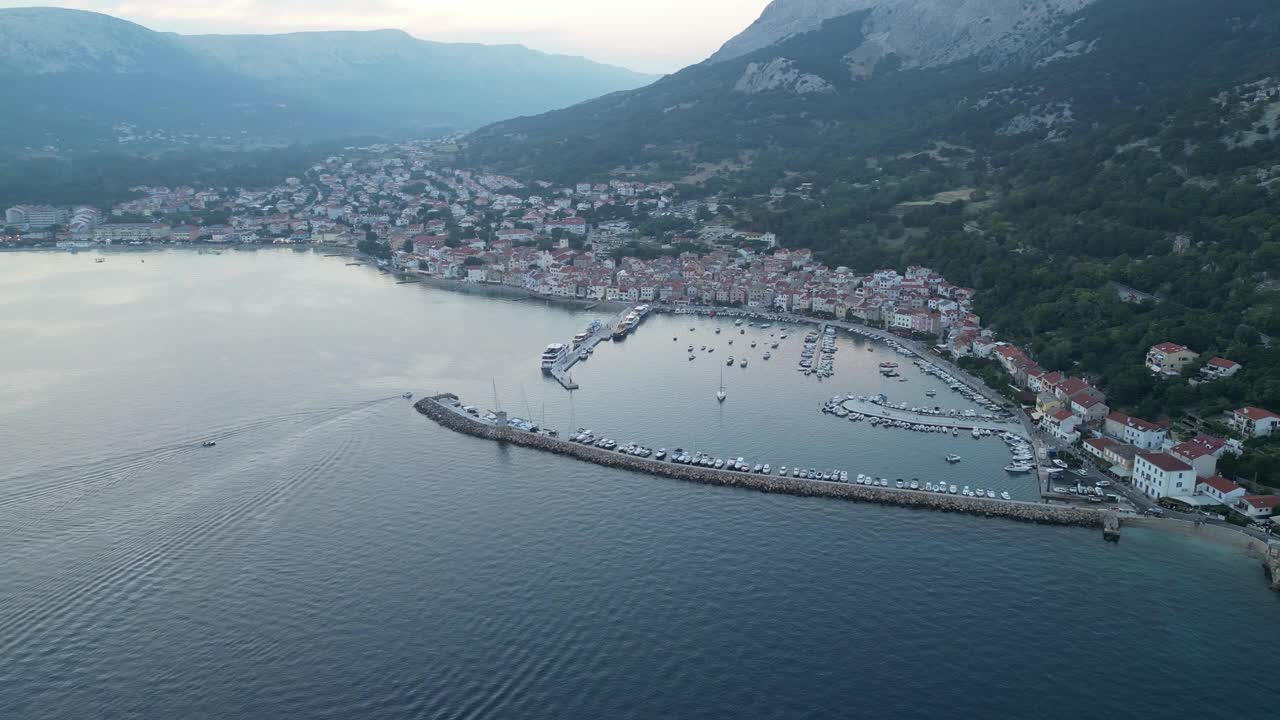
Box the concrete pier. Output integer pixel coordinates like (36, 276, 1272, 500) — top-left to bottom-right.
(418, 394, 1114, 533)
(1103, 515, 1121, 542)
(1264, 546, 1280, 591)
(839, 398, 1018, 432)
(548, 306, 649, 391)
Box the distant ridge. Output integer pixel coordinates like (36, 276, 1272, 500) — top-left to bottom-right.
(0, 6, 657, 148)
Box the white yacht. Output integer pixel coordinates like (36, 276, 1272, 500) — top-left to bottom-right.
(717, 367, 727, 403)
(540, 343, 569, 372)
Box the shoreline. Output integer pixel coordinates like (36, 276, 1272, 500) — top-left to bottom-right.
(392, 271, 631, 314)
(1121, 515, 1270, 556)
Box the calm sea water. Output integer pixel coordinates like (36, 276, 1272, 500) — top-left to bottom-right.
(1, 249, 1277, 719)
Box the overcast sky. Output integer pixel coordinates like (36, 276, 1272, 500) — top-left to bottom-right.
(7, 1, 772, 73)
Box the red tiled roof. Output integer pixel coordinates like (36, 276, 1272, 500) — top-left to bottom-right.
(1206, 357, 1239, 369)
(1084, 437, 1115, 451)
(1050, 409, 1075, 422)
(1071, 393, 1102, 409)
(1137, 452, 1192, 473)
(1108, 412, 1165, 433)
(1059, 377, 1090, 396)
(1236, 407, 1280, 421)
(1240, 495, 1280, 510)
(1191, 434, 1227, 453)
(1152, 342, 1190, 354)
(1199, 476, 1242, 495)
(1171, 441, 1213, 460)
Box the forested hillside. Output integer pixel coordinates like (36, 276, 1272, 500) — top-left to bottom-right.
(466, 0, 1280, 475)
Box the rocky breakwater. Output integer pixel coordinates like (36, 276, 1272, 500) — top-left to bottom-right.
(417, 395, 1113, 533)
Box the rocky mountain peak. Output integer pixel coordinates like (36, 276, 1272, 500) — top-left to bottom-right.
(710, 0, 1099, 68)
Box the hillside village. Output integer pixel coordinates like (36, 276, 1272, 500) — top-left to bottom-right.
(4, 137, 1277, 524)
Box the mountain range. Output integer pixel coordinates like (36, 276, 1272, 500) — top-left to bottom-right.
(0, 7, 656, 150)
(465, 0, 1279, 184)
(464, 0, 1280, 434)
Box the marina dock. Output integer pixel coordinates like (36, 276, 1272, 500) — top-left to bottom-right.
(417, 394, 1116, 536)
(546, 305, 651, 391)
(839, 398, 1017, 433)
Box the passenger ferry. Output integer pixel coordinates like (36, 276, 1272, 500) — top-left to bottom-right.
(540, 343, 570, 372)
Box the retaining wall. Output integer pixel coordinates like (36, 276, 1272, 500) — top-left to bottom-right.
(418, 395, 1111, 531)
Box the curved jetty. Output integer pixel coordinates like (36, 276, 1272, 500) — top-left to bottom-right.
(417, 394, 1113, 533)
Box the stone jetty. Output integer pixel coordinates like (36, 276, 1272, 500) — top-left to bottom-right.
(418, 394, 1116, 535)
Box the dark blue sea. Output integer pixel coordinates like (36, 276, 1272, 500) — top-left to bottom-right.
(2, 249, 1276, 719)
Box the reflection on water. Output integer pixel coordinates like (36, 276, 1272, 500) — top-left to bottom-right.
(1, 249, 1277, 720)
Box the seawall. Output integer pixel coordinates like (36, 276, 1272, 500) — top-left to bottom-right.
(417, 395, 1112, 532)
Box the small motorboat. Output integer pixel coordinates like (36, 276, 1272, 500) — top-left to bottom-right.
(945, 454, 961, 464)
(201, 441, 217, 448)
(402, 392, 414, 399)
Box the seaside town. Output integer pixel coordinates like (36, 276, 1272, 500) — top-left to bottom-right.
(3, 139, 1278, 532)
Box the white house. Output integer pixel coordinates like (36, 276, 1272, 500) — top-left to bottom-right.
(1132, 452, 1196, 500)
(1145, 342, 1198, 377)
(1230, 407, 1280, 438)
(1200, 357, 1242, 380)
(1232, 495, 1280, 519)
(1105, 412, 1167, 450)
(1196, 476, 1246, 506)
(1043, 408, 1081, 443)
(1169, 435, 1228, 478)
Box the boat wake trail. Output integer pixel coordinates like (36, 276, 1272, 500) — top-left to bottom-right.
(0, 402, 378, 657)
(0, 398, 392, 523)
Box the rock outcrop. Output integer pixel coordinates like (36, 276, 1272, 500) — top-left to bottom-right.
(734, 58, 834, 95)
